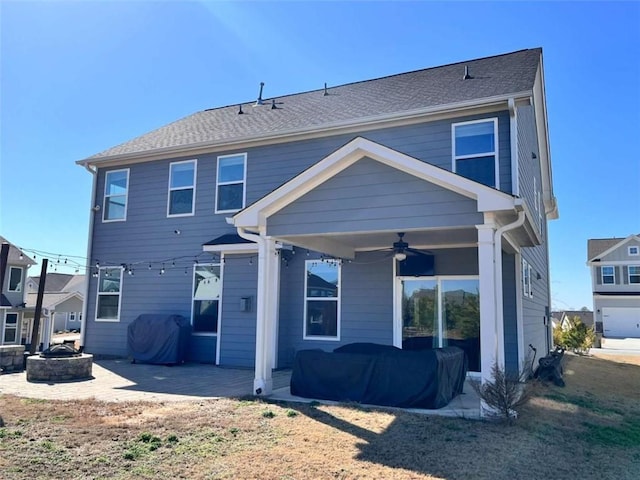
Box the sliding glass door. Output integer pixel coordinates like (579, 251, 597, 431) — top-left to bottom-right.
(400, 277, 480, 372)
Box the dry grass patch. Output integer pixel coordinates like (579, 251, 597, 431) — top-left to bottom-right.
(1, 353, 639, 479)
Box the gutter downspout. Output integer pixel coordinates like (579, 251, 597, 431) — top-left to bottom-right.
(235, 225, 273, 395)
(493, 208, 526, 370)
(79, 163, 97, 350)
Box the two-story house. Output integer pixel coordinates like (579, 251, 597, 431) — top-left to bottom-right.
(587, 234, 640, 338)
(0, 236, 36, 346)
(77, 48, 558, 395)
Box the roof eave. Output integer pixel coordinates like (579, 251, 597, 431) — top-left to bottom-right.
(76, 91, 533, 169)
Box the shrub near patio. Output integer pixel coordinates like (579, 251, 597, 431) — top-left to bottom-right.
(0, 354, 639, 480)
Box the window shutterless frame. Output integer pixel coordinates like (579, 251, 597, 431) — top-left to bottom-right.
(167, 159, 197, 217)
(95, 266, 124, 322)
(215, 153, 247, 214)
(8, 266, 22, 292)
(191, 263, 223, 335)
(629, 246, 639, 256)
(3, 312, 19, 344)
(103, 169, 130, 222)
(303, 259, 341, 341)
(452, 118, 499, 188)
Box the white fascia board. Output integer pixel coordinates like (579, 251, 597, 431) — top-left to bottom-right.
(202, 243, 258, 254)
(532, 57, 558, 220)
(588, 235, 640, 263)
(233, 137, 516, 230)
(76, 93, 531, 169)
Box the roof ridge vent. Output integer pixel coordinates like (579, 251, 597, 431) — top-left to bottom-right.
(255, 82, 265, 106)
(463, 65, 473, 80)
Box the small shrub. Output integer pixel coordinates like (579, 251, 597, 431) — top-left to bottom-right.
(166, 434, 179, 443)
(470, 362, 537, 422)
(286, 409, 298, 418)
(262, 410, 276, 418)
(554, 317, 595, 354)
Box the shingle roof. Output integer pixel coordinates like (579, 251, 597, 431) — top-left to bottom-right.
(587, 234, 640, 261)
(82, 48, 542, 163)
(28, 274, 86, 294)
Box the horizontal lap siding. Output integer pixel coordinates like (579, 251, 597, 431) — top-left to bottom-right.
(219, 256, 257, 367)
(502, 253, 519, 374)
(267, 158, 482, 236)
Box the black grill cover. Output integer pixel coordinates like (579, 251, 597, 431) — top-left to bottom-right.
(290, 346, 466, 409)
(127, 314, 191, 365)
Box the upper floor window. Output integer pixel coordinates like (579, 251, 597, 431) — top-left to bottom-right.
(304, 260, 341, 340)
(522, 258, 533, 298)
(96, 267, 123, 321)
(601, 266, 615, 284)
(192, 264, 222, 334)
(8, 267, 22, 292)
(629, 246, 639, 256)
(629, 266, 640, 284)
(103, 169, 129, 222)
(216, 153, 246, 213)
(168, 160, 197, 216)
(452, 118, 498, 188)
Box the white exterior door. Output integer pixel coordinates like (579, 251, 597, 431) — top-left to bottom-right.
(602, 307, 640, 338)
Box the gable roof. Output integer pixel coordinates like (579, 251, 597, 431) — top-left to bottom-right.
(27, 274, 86, 294)
(79, 48, 542, 165)
(587, 234, 640, 262)
(232, 136, 518, 243)
(0, 236, 36, 266)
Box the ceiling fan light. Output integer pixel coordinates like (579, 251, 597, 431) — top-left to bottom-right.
(394, 252, 407, 261)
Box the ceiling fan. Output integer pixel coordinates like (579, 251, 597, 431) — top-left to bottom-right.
(385, 232, 431, 261)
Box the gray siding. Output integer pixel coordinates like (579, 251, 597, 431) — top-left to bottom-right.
(268, 158, 482, 236)
(219, 255, 257, 368)
(502, 252, 519, 374)
(517, 105, 541, 221)
(86, 110, 513, 365)
(599, 238, 640, 263)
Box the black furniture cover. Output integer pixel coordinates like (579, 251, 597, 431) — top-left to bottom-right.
(290, 345, 466, 409)
(127, 314, 191, 365)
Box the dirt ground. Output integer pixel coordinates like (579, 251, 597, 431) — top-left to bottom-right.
(1, 353, 639, 480)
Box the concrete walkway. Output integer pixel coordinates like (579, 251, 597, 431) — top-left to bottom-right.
(0, 359, 290, 403)
(0, 358, 481, 417)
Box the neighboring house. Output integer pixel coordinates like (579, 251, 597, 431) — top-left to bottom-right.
(24, 274, 86, 335)
(0, 236, 36, 346)
(77, 48, 558, 394)
(551, 310, 595, 332)
(587, 234, 640, 338)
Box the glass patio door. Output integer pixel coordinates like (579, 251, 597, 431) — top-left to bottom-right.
(400, 277, 480, 372)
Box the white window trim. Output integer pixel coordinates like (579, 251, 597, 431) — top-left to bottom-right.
(167, 159, 197, 217)
(601, 265, 615, 285)
(8, 266, 23, 292)
(522, 258, 533, 298)
(215, 153, 247, 214)
(3, 312, 19, 344)
(303, 259, 341, 341)
(102, 169, 130, 222)
(628, 265, 640, 284)
(629, 246, 639, 256)
(190, 262, 223, 336)
(95, 266, 124, 322)
(452, 117, 499, 188)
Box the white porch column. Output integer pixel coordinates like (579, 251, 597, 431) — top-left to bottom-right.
(477, 222, 498, 384)
(253, 236, 277, 396)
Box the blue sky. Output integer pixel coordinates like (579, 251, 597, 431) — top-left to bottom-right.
(1, 1, 638, 310)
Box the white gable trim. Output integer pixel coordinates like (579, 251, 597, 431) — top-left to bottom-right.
(588, 235, 640, 264)
(233, 137, 516, 230)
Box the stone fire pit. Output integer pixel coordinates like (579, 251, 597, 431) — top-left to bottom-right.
(26, 345, 93, 382)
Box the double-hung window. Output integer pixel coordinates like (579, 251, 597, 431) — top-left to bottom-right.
(8, 267, 22, 292)
(96, 267, 123, 321)
(453, 118, 498, 188)
(522, 258, 533, 298)
(304, 260, 340, 340)
(3, 313, 18, 343)
(216, 153, 246, 213)
(168, 160, 196, 216)
(629, 246, 639, 256)
(601, 266, 615, 285)
(192, 264, 222, 334)
(103, 169, 129, 221)
(629, 266, 640, 284)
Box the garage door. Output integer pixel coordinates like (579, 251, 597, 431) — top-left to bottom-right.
(602, 307, 640, 338)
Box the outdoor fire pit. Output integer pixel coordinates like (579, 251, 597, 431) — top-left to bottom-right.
(26, 344, 93, 382)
